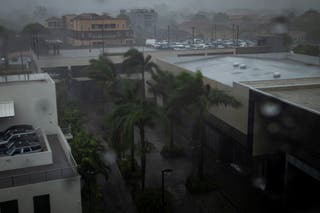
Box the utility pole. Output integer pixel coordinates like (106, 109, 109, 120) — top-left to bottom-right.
(192, 26, 195, 44)
(232, 24, 235, 44)
(167, 25, 170, 47)
(214, 24, 217, 41)
(236, 25, 240, 46)
(102, 24, 105, 54)
(211, 23, 214, 42)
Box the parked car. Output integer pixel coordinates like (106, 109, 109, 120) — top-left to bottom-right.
(0, 125, 35, 145)
(6, 141, 42, 156)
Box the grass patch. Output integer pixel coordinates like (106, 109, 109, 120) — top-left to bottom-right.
(185, 176, 218, 194)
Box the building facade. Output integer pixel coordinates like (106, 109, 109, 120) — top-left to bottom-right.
(69, 13, 134, 47)
(0, 73, 82, 213)
(121, 9, 158, 40)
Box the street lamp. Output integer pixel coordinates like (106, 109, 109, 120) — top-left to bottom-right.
(161, 169, 173, 212)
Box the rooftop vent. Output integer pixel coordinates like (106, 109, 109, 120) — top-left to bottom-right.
(273, 72, 281, 78)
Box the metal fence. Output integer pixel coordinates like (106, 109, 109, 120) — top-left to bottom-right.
(0, 166, 78, 189)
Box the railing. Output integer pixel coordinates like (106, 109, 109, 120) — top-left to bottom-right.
(56, 126, 78, 167)
(0, 166, 78, 189)
(0, 73, 49, 83)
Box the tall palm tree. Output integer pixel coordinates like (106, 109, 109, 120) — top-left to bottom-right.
(89, 54, 117, 111)
(109, 80, 141, 171)
(122, 48, 158, 190)
(175, 71, 241, 178)
(150, 69, 181, 148)
(89, 53, 116, 88)
(122, 48, 158, 100)
(110, 100, 158, 190)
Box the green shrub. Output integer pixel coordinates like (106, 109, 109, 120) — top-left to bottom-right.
(293, 44, 320, 56)
(117, 158, 141, 180)
(160, 144, 185, 158)
(185, 176, 218, 194)
(134, 188, 174, 213)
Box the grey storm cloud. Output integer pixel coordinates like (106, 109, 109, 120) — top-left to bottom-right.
(1, 0, 320, 14)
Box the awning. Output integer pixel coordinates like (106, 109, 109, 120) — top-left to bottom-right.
(0, 101, 15, 118)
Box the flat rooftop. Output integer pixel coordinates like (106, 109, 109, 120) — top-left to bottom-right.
(0, 135, 77, 189)
(163, 56, 320, 86)
(263, 86, 320, 114)
(0, 73, 53, 85)
(242, 78, 320, 114)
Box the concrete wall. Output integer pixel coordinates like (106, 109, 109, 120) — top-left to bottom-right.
(288, 53, 320, 66)
(0, 77, 58, 135)
(0, 132, 52, 171)
(0, 176, 82, 213)
(156, 58, 250, 135)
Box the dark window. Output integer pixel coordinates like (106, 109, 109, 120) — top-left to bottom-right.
(23, 147, 30, 153)
(0, 200, 19, 213)
(33, 194, 50, 213)
(12, 149, 21, 155)
(31, 145, 41, 151)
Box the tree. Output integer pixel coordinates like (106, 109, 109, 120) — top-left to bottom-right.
(22, 23, 47, 35)
(176, 71, 241, 178)
(89, 53, 117, 112)
(0, 25, 9, 67)
(122, 48, 158, 190)
(150, 69, 180, 148)
(109, 80, 141, 171)
(110, 100, 159, 189)
(89, 54, 116, 86)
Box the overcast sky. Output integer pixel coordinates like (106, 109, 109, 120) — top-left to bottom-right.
(1, 0, 320, 15)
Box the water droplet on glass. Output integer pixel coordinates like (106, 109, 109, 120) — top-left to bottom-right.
(260, 102, 281, 117)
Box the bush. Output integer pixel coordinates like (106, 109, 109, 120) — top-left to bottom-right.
(117, 158, 141, 180)
(160, 144, 185, 158)
(134, 188, 174, 213)
(293, 44, 320, 56)
(185, 176, 218, 194)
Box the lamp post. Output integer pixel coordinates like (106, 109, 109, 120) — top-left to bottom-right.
(161, 169, 173, 212)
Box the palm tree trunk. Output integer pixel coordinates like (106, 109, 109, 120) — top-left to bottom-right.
(198, 118, 206, 179)
(131, 126, 135, 172)
(139, 123, 146, 191)
(170, 119, 174, 148)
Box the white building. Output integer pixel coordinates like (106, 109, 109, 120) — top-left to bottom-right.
(0, 73, 82, 213)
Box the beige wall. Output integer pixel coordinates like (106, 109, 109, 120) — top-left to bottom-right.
(0, 77, 58, 135)
(0, 176, 82, 213)
(72, 18, 129, 31)
(156, 58, 250, 135)
(70, 38, 133, 47)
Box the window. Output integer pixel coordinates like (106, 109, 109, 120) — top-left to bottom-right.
(33, 194, 50, 213)
(23, 147, 30, 153)
(12, 149, 21, 155)
(0, 200, 18, 213)
(31, 145, 41, 151)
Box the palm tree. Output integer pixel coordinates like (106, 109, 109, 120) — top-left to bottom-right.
(122, 48, 158, 100)
(150, 69, 180, 148)
(89, 53, 116, 89)
(122, 48, 158, 190)
(109, 80, 141, 171)
(110, 100, 158, 190)
(175, 71, 241, 178)
(89, 54, 117, 112)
